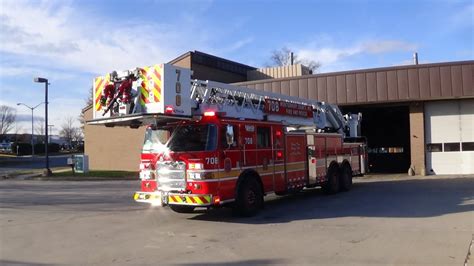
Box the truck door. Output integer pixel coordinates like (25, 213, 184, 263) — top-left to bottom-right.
(240, 124, 257, 169)
(219, 123, 241, 201)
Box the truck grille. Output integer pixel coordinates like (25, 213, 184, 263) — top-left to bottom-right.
(156, 161, 186, 192)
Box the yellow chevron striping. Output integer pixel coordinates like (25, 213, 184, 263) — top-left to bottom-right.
(94, 77, 103, 88)
(94, 77, 104, 111)
(194, 197, 203, 204)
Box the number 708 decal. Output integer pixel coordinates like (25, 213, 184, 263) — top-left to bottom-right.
(205, 157, 218, 164)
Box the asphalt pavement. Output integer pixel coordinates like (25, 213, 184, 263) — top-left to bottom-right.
(0, 175, 473, 265)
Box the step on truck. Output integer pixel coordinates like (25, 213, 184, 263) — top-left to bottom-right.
(88, 63, 367, 216)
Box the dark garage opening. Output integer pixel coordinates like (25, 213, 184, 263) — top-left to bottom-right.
(343, 105, 411, 173)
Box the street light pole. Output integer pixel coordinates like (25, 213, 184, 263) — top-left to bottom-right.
(17, 102, 44, 156)
(34, 77, 52, 176)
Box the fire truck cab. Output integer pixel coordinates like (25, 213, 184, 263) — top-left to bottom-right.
(88, 63, 367, 216)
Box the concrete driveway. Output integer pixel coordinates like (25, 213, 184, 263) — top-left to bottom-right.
(0, 175, 473, 265)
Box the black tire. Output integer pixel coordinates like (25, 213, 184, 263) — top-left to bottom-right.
(234, 178, 263, 217)
(169, 205, 195, 213)
(322, 163, 340, 194)
(339, 164, 353, 192)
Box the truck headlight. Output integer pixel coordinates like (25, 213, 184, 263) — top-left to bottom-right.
(140, 170, 155, 180)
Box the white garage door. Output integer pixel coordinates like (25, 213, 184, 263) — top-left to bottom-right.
(425, 99, 474, 175)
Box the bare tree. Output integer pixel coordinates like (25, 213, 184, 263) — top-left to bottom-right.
(13, 123, 23, 139)
(86, 86, 94, 106)
(79, 87, 93, 132)
(35, 117, 45, 135)
(72, 127, 83, 143)
(60, 116, 78, 147)
(35, 117, 45, 143)
(0, 105, 16, 136)
(269, 47, 321, 73)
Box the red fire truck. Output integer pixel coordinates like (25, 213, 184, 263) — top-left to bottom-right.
(88, 64, 367, 216)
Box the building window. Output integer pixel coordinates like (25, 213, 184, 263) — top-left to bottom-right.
(443, 143, 460, 152)
(462, 142, 474, 151)
(388, 147, 404, 153)
(368, 147, 404, 154)
(427, 143, 442, 152)
(257, 127, 271, 148)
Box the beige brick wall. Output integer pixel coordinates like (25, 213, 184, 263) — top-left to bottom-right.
(171, 55, 191, 69)
(84, 107, 145, 171)
(409, 103, 426, 175)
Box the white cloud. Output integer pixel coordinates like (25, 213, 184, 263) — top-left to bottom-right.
(0, 0, 225, 133)
(218, 37, 254, 54)
(362, 40, 417, 54)
(297, 39, 418, 71)
(0, 1, 210, 75)
(298, 39, 417, 64)
(0, 66, 77, 80)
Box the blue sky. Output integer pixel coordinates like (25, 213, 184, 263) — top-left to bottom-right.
(0, 0, 472, 133)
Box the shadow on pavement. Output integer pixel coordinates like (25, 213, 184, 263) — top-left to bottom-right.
(188, 177, 474, 224)
(0, 260, 55, 266)
(174, 259, 288, 266)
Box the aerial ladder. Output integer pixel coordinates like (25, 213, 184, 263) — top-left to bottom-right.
(88, 63, 361, 138)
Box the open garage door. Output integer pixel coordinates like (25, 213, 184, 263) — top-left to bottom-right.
(343, 105, 410, 173)
(425, 100, 474, 175)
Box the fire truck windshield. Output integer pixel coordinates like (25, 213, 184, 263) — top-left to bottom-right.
(143, 124, 217, 152)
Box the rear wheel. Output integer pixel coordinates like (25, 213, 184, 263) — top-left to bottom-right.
(169, 205, 195, 213)
(339, 164, 353, 192)
(234, 178, 263, 217)
(322, 163, 340, 194)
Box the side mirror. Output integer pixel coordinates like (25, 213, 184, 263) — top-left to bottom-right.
(226, 124, 234, 146)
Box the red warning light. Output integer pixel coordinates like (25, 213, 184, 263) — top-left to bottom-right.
(276, 151, 283, 159)
(165, 106, 173, 114)
(204, 111, 216, 117)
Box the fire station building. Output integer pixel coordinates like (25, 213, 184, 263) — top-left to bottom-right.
(83, 51, 474, 175)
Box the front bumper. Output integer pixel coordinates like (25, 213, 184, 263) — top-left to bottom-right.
(133, 191, 212, 207)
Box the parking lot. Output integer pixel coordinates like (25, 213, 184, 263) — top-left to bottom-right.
(0, 175, 473, 265)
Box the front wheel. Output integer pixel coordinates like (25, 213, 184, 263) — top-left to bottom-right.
(169, 205, 195, 213)
(234, 178, 263, 217)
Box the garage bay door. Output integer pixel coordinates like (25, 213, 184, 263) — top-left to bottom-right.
(425, 100, 474, 175)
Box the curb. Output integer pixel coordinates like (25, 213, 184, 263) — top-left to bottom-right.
(16, 173, 44, 180)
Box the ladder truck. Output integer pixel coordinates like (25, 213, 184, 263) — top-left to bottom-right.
(88, 64, 367, 216)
